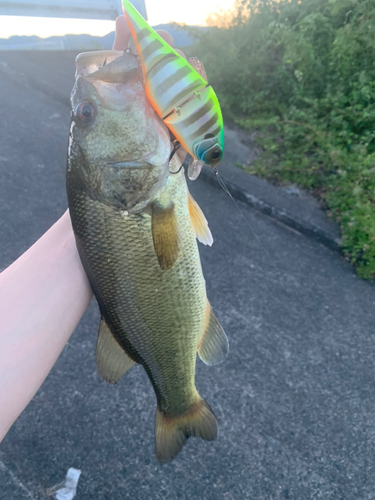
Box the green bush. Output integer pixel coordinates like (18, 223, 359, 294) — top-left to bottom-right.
(192, 0, 375, 278)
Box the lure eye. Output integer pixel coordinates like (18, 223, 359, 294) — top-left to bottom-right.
(76, 102, 96, 125)
(195, 138, 223, 166)
(211, 150, 222, 161)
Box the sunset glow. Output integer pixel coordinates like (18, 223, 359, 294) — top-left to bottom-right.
(0, 0, 236, 39)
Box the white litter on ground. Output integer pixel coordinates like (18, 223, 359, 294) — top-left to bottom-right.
(54, 468, 82, 500)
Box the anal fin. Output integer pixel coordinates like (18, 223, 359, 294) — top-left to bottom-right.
(198, 303, 229, 366)
(151, 202, 180, 270)
(96, 318, 135, 384)
(188, 192, 213, 246)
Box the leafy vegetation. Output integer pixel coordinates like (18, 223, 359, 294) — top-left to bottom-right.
(192, 0, 375, 278)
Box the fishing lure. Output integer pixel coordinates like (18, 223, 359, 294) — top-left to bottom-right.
(122, 0, 224, 179)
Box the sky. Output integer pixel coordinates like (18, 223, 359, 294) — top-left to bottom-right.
(0, 0, 236, 39)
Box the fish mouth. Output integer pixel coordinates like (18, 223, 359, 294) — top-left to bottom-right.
(107, 161, 152, 169)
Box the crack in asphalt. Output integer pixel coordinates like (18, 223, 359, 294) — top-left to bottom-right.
(0, 459, 38, 500)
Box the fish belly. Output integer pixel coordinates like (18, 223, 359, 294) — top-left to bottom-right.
(67, 172, 207, 416)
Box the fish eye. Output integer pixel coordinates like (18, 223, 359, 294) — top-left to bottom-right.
(82, 105, 93, 118)
(76, 102, 96, 124)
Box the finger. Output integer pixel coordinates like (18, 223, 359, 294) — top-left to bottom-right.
(156, 29, 174, 47)
(155, 32, 188, 60)
(113, 16, 131, 50)
(175, 49, 188, 61)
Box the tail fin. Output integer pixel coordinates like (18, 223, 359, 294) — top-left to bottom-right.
(155, 398, 218, 463)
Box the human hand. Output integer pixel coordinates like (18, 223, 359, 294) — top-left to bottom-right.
(0, 212, 92, 443)
(113, 15, 187, 58)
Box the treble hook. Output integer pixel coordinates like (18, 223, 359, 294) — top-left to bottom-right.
(169, 141, 183, 174)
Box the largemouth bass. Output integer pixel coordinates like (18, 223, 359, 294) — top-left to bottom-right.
(67, 49, 229, 462)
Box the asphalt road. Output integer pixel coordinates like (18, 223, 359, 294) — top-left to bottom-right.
(1, 51, 375, 500)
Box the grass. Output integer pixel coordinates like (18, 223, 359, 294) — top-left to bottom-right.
(189, 0, 375, 278)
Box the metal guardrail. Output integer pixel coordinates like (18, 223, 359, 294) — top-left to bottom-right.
(0, 0, 147, 20)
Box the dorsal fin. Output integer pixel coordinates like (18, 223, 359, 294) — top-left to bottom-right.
(188, 57, 208, 81)
(151, 202, 180, 270)
(198, 303, 229, 366)
(96, 319, 135, 384)
(188, 192, 213, 246)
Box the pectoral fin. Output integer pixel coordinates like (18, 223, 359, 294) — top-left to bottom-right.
(96, 319, 135, 384)
(151, 202, 180, 270)
(188, 192, 213, 246)
(198, 303, 229, 366)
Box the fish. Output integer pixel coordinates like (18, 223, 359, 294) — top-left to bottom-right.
(66, 49, 229, 462)
(122, 0, 225, 178)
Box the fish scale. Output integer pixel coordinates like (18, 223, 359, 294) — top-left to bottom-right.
(69, 170, 206, 415)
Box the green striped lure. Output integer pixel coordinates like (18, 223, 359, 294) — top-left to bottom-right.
(122, 0, 224, 179)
